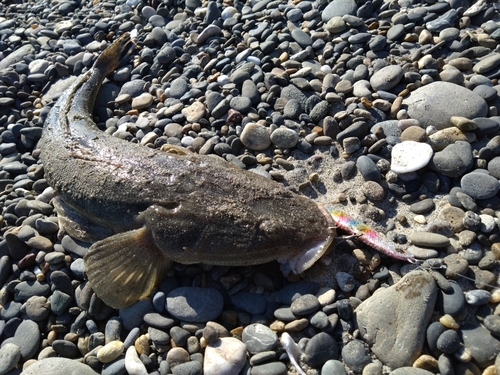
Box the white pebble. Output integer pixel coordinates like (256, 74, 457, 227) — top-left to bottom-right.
(413, 215, 427, 224)
(204, 337, 247, 375)
(221, 6, 237, 20)
(480, 214, 496, 233)
(217, 74, 230, 85)
(426, 125, 437, 136)
(320, 65, 332, 74)
(125, 346, 147, 375)
(391, 141, 433, 174)
(247, 56, 261, 65)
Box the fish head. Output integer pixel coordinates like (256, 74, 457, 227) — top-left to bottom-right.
(139, 191, 335, 274)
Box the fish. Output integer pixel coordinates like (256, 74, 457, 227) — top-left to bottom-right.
(39, 32, 336, 309)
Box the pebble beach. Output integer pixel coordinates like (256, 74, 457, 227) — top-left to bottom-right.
(1, 0, 500, 374)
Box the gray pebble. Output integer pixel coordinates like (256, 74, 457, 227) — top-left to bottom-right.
(20, 357, 98, 375)
(436, 329, 461, 354)
(231, 292, 267, 315)
(304, 332, 339, 368)
(0, 343, 21, 374)
(465, 289, 491, 305)
(290, 294, 320, 316)
(166, 287, 223, 323)
(341, 340, 371, 373)
(242, 323, 278, 354)
(2, 319, 40, 360)
(461, 172, 500, 199)
(408, 232, 450, 248)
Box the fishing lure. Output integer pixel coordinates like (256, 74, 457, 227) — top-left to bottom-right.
(325, 206, 415, 262)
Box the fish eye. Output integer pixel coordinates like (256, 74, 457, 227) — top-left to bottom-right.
(259, 219, 283, 240)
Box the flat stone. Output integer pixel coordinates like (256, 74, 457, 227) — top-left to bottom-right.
(461, 322, 500, 368)
(403, 82, 488, 130)
(354, 271, 437, 368)
(409, 232, 450, 248)
(242, 323, 278, 354)
(370, 65, 403, 92)
(391, 141, 433, 173)
(461, 172, 500, 199)
(166, 287, 223, 323)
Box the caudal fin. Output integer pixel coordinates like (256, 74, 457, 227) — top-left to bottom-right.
(94, 32, 136, 77)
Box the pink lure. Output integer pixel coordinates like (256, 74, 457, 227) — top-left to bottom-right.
(325, 206, 415, 262)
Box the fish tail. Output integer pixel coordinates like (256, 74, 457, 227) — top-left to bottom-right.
(94, 32, 135, 77)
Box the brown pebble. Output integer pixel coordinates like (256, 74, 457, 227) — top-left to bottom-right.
(26, 235, 53, 251)
(490, 288, 500, 303)
(269, 320, 285, 331)
(482, 365, 496, 375)
(413, 354, 439, 372)
(362, 181, 386, 201)
(450, 116, 477, 132)
(134, 334, 150, 356)
(491, 243, 500, 259)
(439, 314, 459, 329)
(284, 318, 309, 332)
(438, 206, 465, 233)
(353, 248, 372, 265)
(401, 126, 427, 142)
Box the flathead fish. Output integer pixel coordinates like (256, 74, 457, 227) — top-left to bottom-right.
(40, 33, 335, 308)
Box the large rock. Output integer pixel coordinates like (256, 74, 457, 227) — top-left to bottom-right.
(403, 81, 488, 130)
(321, 0, 358, 21)
(21, 358, 98, 375)
(354, 271, 437, 369)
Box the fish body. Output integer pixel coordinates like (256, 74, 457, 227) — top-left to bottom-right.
(39, 33, 335, 308)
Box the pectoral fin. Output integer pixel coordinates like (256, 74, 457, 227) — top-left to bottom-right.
(84, 227, 172, 309)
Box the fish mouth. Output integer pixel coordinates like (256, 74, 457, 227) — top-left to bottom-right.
(278, 203, 336, 275)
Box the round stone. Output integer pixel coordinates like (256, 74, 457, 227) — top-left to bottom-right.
(460, 172, 500, 199)
(240, 123, 272, 151)
(270, 128, 299, 149)
(242, 323, 278, 354)
(370, 65, 403, 92)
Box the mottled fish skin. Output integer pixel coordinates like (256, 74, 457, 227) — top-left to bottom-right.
(39, 33, 335, 308)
